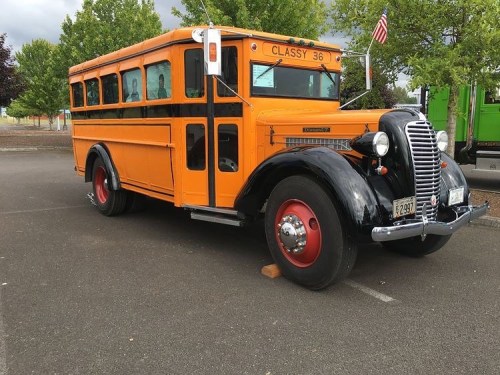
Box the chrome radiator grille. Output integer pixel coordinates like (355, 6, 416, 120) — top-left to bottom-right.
(405, 121, 441, 219)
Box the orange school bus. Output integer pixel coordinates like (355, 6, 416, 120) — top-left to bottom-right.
(69, 26, 488, 289)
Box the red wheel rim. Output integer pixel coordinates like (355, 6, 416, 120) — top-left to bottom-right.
(274, 199, 322, 268)
(94, 166, 109, 204)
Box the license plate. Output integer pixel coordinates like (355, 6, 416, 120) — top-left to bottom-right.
(393, 196, 416, 219)
(448, 186, 464, 206)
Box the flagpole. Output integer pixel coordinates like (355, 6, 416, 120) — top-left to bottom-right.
(367, 35, 376, 55)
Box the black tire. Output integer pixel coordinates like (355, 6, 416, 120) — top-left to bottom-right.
(382, 234, 451, 257)
(92, 157, 127, 216)
(125, 191, 148, 213)
(264, 175, 357, 290)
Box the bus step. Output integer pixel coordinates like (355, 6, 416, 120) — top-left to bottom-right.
(474, 151, 500, 173)
(190, 212, 244, 227)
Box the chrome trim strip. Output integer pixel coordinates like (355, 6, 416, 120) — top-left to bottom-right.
(285, 137, 351, 150)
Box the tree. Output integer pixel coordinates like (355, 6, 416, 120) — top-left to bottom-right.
(57, 0, 163, 75)
(340, 57, 397, 109)
(330, 0, 500, 157)
(6, 99, 31, 124)
(392, 86, 417, 104)
(15, 39, 67, 130)
(172, 0, 328, 40)
(0, 33, 25, 107)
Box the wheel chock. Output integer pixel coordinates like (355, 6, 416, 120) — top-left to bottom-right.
(261, 264, 282, 279)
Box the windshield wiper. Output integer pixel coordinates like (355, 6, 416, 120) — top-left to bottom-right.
(256, 59, 282, 80)
(321, 64, 336, 86)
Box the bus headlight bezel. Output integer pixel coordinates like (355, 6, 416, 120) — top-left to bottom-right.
(373, 131, 390, 157)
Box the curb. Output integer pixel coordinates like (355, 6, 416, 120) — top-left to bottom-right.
(470, 216, 500, 229)
(0, 147, 73, 152)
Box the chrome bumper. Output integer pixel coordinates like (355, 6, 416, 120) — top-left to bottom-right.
(372, 202, 489, 242)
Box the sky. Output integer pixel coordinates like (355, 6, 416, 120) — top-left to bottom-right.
(0, 0, 185, 53)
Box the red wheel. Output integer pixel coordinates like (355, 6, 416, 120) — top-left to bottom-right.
(91, 157, 126, 216)
(265, 175, 357, 289)
(94, 164, 110, 204)
(274, 200, 322, 268)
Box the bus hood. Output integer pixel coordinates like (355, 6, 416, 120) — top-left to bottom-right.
(256, 108, 392, 134)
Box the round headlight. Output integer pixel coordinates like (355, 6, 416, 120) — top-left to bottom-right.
(436, 131, 448, 152)
(372, 132, 389, 157)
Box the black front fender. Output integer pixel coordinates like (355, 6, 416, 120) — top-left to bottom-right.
(440, 152, 470, 206)
(235, 147, 382, 241)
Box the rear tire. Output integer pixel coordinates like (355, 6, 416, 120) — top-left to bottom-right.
(382, 234, 451, 257)
(125, 191, 148, 213)
(264, 175, 357, 290)
(92, 157, 127, 216)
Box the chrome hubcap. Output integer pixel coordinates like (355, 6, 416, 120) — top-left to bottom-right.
(277, 214, 307, 254)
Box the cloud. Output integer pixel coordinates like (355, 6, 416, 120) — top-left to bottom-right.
(0, 0, 183, 53)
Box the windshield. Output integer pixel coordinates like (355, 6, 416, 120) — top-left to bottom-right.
(251, 63, 340, 100)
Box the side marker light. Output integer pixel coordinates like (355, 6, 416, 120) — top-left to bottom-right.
(376, 166, 388, 175)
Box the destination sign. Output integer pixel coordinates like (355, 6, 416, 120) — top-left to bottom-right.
(263, 43, 331, 63)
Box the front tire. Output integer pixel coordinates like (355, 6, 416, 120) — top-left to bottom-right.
(92, 157, 127, 216)
(264, 175, 357, 290)
(382, 234, 451, 257)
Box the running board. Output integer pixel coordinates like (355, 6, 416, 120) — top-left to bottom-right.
(184, 205, 245, 227)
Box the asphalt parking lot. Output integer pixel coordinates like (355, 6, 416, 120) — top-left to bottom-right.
(0, 150, 499, 374)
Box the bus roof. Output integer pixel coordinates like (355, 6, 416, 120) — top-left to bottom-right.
(68, 26, 342, 76)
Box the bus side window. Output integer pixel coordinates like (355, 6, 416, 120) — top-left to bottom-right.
(122, 69, 142, 102)
(71, 82, 84, 107)
(218, 124, 238, 172)
(146, 61, 171, 100)
(484, 88, 500, 104)
(184, 49, 204, 98)
(187, 124, 206, 170)
(217, 46, 238, 97)
(102, 74, 119, 104)
(85, 79, 100, 106)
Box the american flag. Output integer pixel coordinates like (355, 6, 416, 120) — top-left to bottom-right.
(372, 10, 388, 44)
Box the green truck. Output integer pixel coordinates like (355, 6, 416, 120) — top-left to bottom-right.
(427, 85, 500, 172)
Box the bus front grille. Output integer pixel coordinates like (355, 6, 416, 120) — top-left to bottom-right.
(405, 121, 441, 220)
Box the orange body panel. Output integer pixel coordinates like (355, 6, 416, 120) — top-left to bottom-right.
(69, 26, 389, 209)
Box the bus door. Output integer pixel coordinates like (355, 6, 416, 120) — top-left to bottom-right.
(181, 42, 243, 208)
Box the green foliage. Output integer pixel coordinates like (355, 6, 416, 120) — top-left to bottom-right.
(330, 0, 500, 156)
(330, 0, 499, 89)
(340, 58, 396, 109)
(172, 0, 328, 39)
(57, 0, 163, 76)
(0, 33, 25, 107)
(15, 39, 67, 129)
(393, 86, 417, 104)
(6, 99, 31, 121)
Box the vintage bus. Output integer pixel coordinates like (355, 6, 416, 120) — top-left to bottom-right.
(427, 85, 500, 171)
(69, 26, 488, 289)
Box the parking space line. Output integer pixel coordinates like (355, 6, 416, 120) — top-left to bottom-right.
(0, 205, 87, 216)
(344, 279, 398, 303)
(0, 287, 7, 375)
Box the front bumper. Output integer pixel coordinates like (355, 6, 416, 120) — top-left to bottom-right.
(372, 202, 490, 242)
